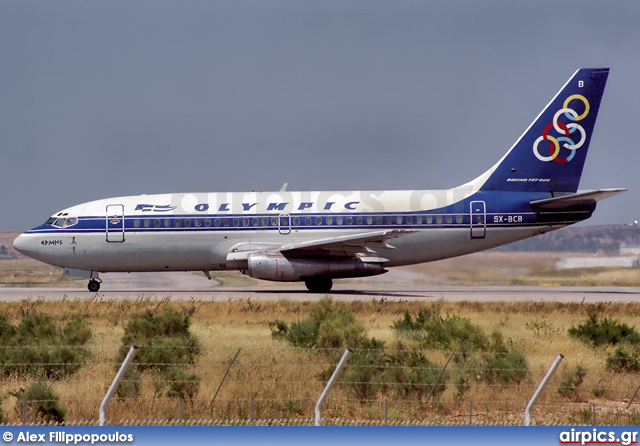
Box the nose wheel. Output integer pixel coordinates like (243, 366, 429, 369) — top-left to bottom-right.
(88, 279, 101, 292)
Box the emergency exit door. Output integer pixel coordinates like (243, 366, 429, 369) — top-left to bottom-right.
(470, 201, 486, 239)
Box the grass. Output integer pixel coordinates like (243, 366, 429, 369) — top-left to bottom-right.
(1, 298, 640, 425)
(0, 258, 83, 288)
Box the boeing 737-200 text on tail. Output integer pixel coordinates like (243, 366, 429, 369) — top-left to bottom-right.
(14, 68, 626, 292)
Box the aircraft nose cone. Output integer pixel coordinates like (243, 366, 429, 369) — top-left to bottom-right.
(13, 233, 37, 256)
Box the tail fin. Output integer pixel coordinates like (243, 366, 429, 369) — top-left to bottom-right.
(479, 68, 609, 193)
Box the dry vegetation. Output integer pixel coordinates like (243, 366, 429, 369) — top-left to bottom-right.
(1, 297, 640, 426)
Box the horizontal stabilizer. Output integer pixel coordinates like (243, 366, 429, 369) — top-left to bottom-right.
(529, 188, 627, 210)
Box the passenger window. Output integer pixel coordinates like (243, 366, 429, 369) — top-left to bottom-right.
(271, 217, 277, 226)
(185, 219, 192, 227)
(316, 217, 322, 225)
(195, 219, 201, 227)
(214, 218, 221, 227)
(366, 216, 373, 225)
(144, 219, 151, 228)
(262, 218, 268, 226)
(134, 219, 141, 228)
(242, 218, 249, 226)
(154, 219, 161, 228)
(305, 217, 311, 225)
(386, 216, 393, 225)
(224, 219, 230, 227)
(174, 219, 181, 227)
(456, 215, 463, 224)
(164, 219, 171, 227)
(346, 216, 353, 225)
(416, 216, 423, 224)
(356, 216, 363, 225)
(375, 216, 383, 225)
(252, 218, 258, 227)
(205, 219, 211, 227)
(436, 216, 443, 224)
(426, 216, 433, 224)
(293, 217, 300, 225)
(337, 217, 343, 225)
(446, 215, 453, 224)
(396, 216, 403, 225)
(233, 218, 239, 227)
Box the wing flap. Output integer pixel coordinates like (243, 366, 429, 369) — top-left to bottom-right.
(279, 229, 413, 255)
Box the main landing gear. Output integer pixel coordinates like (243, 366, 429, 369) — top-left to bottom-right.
(304, 277, 333, 293)
(88, 279, 101, 292)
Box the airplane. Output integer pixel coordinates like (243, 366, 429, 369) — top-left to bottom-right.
(13, 68, 626, 293)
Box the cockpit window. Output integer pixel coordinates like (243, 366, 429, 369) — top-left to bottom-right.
(44, 216, 78, 228)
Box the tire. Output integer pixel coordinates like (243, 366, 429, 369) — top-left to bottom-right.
(304, 277, 333, 293)
(88, 280, 100, 292)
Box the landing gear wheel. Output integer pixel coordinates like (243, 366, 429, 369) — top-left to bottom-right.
(305, 278, 333, 293)
(88, 279, 100, 292)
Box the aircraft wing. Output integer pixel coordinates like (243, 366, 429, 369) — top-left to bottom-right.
(529, 188, 627, 210)
(226, 229, 413, 262)
(279, 229, 413, 257)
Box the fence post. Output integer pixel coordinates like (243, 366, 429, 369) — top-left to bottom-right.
(22, 399, 27, 425)
(425, 353, 454, 404)
(384, 399, 388, 425)
(100, 345, 137, 426)
(178, 398, 182, 423)
(469, 401, 472, 425)
(211, 348, 241, 404)
(592, 403, 596, 425)
(524, 353, 564, 426)
(250, 397, 254, 424)
(315, 348, 352, 426)
(627, 384, 640, 409)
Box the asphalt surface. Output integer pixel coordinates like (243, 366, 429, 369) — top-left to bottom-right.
(0, 271, 638, 303)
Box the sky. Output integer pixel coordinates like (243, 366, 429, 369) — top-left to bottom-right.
(1, 0, 639, 230)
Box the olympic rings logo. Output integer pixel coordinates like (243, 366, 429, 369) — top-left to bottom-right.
(532, 94, 590, 163)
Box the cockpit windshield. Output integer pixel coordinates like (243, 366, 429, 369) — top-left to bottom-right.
(44, 216, 78, 228)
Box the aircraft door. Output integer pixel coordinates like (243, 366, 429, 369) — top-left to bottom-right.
(106, 204, 125, 242)
(470, 201, 486, 239)
(278, 213, 291, 235)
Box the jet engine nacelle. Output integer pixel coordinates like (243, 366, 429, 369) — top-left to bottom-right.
(246, 253, 386, 282)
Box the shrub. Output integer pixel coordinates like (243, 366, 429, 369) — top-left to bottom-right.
(11, 383, 66, 424)
(272, 300, 450, 402)
(270, 297, 367, 350)
(558, 365, 588, 399)
(381, 343, 447, 402)
(165, 368, 201, 405)
(568, 313, 640, 347)
(115, 308, 201, 398)
(0, 313, 91, 380)
(482, 349, 528, 384)
(606, 347, 640, 373)
(392, 308, 488, 352)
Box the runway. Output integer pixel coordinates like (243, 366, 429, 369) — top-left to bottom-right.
(0, 272, 638, 303)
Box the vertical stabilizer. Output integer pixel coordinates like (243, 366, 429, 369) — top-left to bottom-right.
(479, 68, 609, 193)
